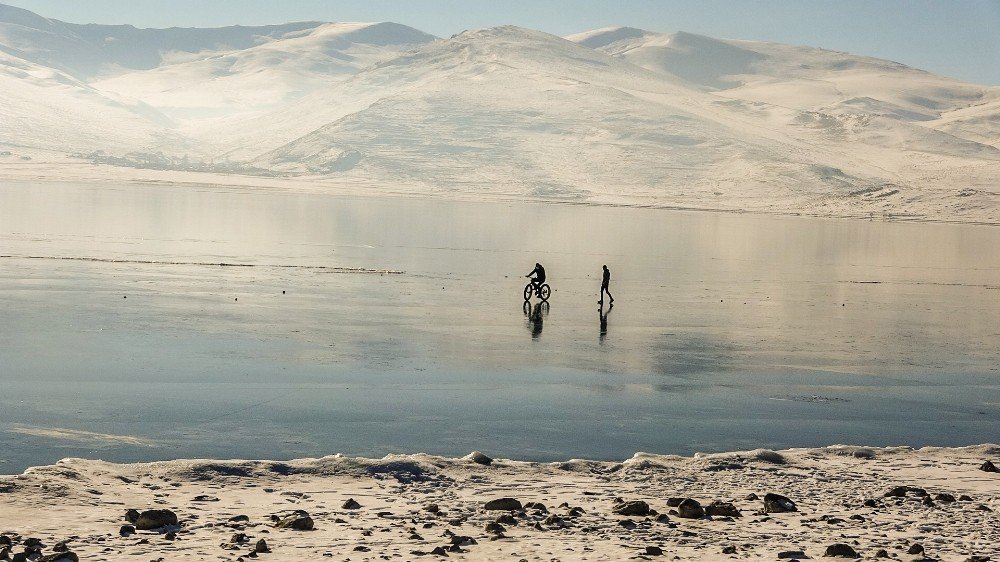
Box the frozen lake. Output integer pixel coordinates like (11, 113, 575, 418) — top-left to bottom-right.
(1, 182, 998, 473)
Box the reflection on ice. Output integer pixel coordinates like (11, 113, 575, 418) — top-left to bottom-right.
(0, 182, 997, 472)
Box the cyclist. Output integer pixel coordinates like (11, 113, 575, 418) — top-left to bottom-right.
(525, 262, 546, 295)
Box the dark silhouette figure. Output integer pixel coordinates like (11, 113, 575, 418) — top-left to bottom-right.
(526, 262, 546, 294)
(599, 264, 614, 304)
(599, 302, 613, 343)
(525, 301, 548, 339)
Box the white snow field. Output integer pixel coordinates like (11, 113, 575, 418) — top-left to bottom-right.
(0, 5, 997, 223)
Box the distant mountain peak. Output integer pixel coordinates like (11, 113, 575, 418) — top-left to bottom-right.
(564, 26, 654, 49)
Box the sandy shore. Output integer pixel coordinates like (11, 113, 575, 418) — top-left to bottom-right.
(1, 445, 997, 561)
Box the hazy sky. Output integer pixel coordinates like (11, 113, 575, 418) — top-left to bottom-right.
(6, 0, 1000, 85)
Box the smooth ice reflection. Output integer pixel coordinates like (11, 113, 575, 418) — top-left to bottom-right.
(0, 182, 998, 472)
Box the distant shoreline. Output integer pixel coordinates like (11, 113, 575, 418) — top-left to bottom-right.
(1, 161, 998, 227)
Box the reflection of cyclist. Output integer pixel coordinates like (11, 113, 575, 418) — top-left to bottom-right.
(525, 262, 546, 293)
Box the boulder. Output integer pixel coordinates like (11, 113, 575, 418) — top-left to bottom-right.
(342, 498, 361, 510)
(612, 500, 649, 516)
(135, 509, 178, 531)
(676, 499, 705, 519)
(764, 493, 797, 513)
(483, 498, 522, 511)
(980, 460, 999, 473)
(824, 543, 859, 558)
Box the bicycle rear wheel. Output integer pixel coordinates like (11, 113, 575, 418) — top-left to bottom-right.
(538, 284, 551, 301)
(523, 283, 534, 301)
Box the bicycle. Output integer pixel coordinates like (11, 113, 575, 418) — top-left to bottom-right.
(523, 280, 551, 302)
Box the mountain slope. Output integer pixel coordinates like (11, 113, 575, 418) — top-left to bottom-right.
(220, 27, 903, 206)
(91, 22, 437, 119)
(0, 50, 173, 153)
(0, 3, 324, 79)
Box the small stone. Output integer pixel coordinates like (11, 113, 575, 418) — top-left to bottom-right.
(745, 493, 759, 501)
(863, 499, 879, 508)
(645, 546, 663, 556)
(959, 495, 973, 502)
(342, 498, 361, 510)
(824, 543, 858, 558)
(229, 515, 251, 523)
(425, 504, 440, 513)
(135, 509, 178, 531)
(119, 525, 136, 537)
(677, 499, 704, 519)
(722, 545, 737, 554)
(496, 514, 517, 525)
(704, 501, 741, 518)
(666, 498, 685, 507)
(484, 522, 505, 534)
(777, 550, 806, 559)
(467, 451, 493, 465)
(353, 546, 370, 552)
(543, 514, 564, 527)
(908, 544, 924, 555)
(764, 493, 797, 513)
(276, 514, 314, 531)
(254, 539, 269, 553)
(884, 486, 908, 498)
(483, 498, 522, 511)
(612, 500, 649, 516)
(230, 533, 248, 544)
(37, 553, 78, 562)
(934, 493, 956, 503)
(875, 549, 889, 558)
(922, 496, 935, 507)
(980, 460, 999, 473)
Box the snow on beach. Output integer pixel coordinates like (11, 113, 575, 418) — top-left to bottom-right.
(1, 446, 998, 561)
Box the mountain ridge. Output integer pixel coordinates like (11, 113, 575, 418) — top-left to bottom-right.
(0, 4, 996, 223)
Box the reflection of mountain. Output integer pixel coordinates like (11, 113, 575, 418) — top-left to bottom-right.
(1, 5, 998, 222)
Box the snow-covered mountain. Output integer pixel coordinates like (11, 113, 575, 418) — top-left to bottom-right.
(93, 22, 436, 118)
(0, 4, 997, 222)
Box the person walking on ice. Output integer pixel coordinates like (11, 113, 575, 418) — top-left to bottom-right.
(599, 264, 614, 305)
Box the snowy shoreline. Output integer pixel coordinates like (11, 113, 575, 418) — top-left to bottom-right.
(1, 161, 998, 227)
(2, 444, 997, 561)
